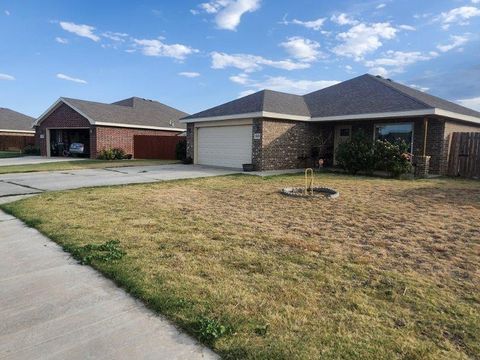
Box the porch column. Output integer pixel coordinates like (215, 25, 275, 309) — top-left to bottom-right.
(414, 117, 430, 178)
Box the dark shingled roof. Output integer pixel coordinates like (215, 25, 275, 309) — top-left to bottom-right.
(61, 97, 188, 129)
(0, 108, 35, 131)
(182, 90, 310, 120)
(183, 74, 480, 121)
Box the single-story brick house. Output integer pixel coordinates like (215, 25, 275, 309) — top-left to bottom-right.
(35, 97, 187, 158)
(0, 108, 35, 151)
(181, 74, 480, 175)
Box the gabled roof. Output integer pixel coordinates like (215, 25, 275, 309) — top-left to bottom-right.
(36, 97, 188, 131)
(0, 108, 35, 133)
(181, 74, 480, 124)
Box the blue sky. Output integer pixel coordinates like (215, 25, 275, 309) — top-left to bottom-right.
(1, 0, 480, 117)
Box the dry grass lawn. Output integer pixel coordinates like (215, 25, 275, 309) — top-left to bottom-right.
(2, 173, 479, 359)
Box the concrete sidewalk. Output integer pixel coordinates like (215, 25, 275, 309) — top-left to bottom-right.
(0, 210, 217, 360)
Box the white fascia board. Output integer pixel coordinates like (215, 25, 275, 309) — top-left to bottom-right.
(434, 109, 480, 124)
(310, 109, 435, 122)
(180, 111, 309, 123)
(0, 129, 35, 134)
(94, 122, 184, 131)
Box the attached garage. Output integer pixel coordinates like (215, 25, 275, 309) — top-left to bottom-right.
(196, 124, 252, 168)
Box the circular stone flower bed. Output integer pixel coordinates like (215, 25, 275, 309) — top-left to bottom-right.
(281, 187, 339, 199)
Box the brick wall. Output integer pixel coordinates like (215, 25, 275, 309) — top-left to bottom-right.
(36, 103, 92, 157)
(259, 118, 311, 170)
(186, 123, 194, 160)
(94, 126, 178, 158)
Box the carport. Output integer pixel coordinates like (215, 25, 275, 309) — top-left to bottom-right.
(48, 128, 90, 157)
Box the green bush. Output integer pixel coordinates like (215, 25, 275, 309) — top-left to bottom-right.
(335, 130, 375, 175)
(175, 139, 187, 160)
(374, 140, 413, 177)
(97, 147, 126, 160)
(336, 131, 413, 177)
(22, 145, 40, 155)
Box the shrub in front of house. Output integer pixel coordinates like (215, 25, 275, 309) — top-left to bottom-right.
(22, 145, 40, 155)
(336, 131, 413, 177)
(97, 147, 126, 160)
(335, 130, 376, 175)
(175, 139, 187, 160)
(374, 139, 413, 177)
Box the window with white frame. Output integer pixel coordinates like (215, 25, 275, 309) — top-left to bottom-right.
(375, 123, 413, 153)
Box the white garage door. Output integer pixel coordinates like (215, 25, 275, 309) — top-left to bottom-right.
(197, 125, 252, 168)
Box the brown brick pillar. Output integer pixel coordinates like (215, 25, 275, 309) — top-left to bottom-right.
(414, 155, 431, 178)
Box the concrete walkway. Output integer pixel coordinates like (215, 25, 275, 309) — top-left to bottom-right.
(0, 210, 217, 359)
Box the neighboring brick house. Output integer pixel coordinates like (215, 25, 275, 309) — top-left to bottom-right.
(35, 97, 187, 158)
(0, 108, 35, 151)
(181, 74, 480, 175)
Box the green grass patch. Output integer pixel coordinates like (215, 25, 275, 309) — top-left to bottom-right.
(0, 159, 179, 174)
(2, 174, 479, 359)
(0, 150, 23, 158)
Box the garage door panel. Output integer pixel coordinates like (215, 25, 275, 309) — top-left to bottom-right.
(197, 125, 252, 168)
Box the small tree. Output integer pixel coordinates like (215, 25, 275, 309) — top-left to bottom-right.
(335, 130, 376, 175)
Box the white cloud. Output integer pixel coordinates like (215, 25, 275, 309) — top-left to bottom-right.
(364, 50, 436, 75)
(102, 31, 129, 42)
(472, 0, 480, 3)
(56, 73, 87, 84)
(290, 17, 326, 30)
(409, 84, 429, 92)
(279, 37, 322, 62)
(134, 39, 198, 60)
(0, 73, 15, 81)
(55, 37, 69, 44)
(436, 6, 480, 29)
(369, 67, 389, 77)
(399, 24, 416, 31)
(437, 34, 469, 52)
(194, 0, 261, 30)
(330, 13, 358, 26)
(4, 10, 10, 16)
(230, 73, 250, 84)
(179, 71, 201, 78)
(231, 74, 339, 96)
(376, 3, 386, 9)
(59, 21, 100, 42)
(211, 52, 311, 72)
(457, 96, 480, 110)
(332, 22, 397, 60)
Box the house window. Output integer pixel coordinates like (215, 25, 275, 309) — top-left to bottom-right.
(340, 128, 350, 137)
(375, 123, 413, 153)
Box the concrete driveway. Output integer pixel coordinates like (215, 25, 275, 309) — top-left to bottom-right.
(0, 164, 237, 198)
(0, 156, 85, 166)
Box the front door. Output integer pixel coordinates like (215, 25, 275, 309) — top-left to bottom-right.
(334, 125, 352, 165)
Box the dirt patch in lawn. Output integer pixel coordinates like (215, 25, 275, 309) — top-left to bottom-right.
(3, 174, 479, 359)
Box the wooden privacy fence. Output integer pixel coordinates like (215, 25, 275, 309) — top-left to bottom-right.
(0, 135, 35, 151)
(133, 135, 184, 160)
(447, 132, 480, 179)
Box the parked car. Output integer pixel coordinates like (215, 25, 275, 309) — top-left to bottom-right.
(69, 143, 85, 155)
